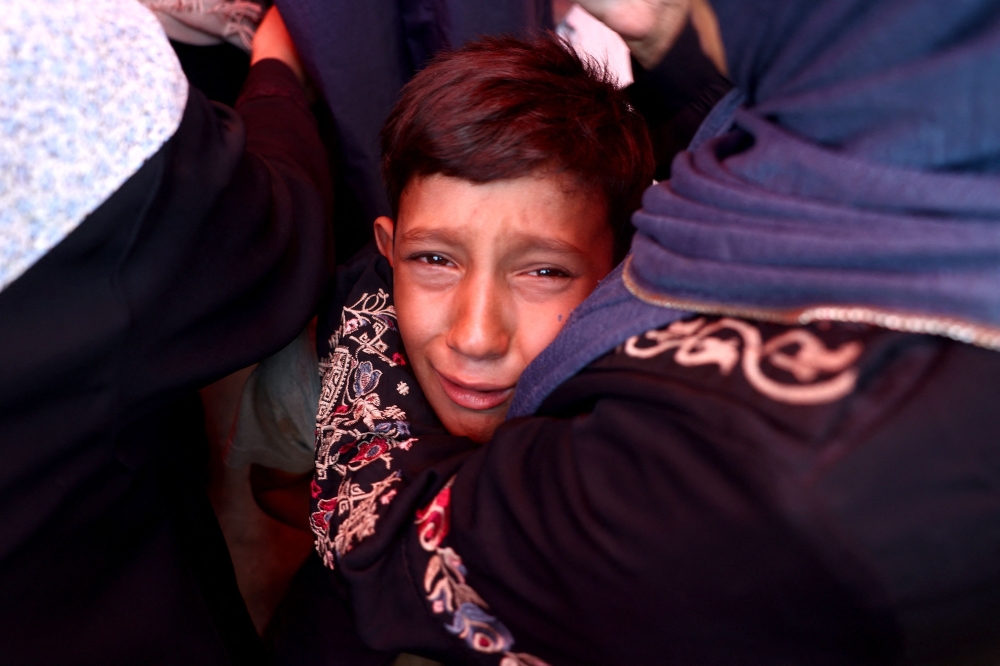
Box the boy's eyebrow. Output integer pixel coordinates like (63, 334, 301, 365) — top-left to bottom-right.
(398, 227, 464, 245)
(401, 227, 590, 256)
(507, 233, 587, 257)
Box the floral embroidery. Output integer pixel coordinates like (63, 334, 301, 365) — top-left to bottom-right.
(416, 479, 551, 665)
(311, 290, 416, 568)
(313, 281, 548, 664)
(623, 317, 863, 405)
(447, 604, 515, 653)
(317, 472, 401, 566)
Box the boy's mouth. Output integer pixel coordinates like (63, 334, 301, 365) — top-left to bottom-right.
(434, 370, 515, 411)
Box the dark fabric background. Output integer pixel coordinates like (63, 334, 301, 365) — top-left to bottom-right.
(276, 0, 553, 262)
(0, 61, 331, 665)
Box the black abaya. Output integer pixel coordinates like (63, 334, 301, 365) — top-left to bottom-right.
(0, 59, 332, 665)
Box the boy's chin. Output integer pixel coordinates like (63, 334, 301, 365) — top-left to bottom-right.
(438, 408, 507, 443)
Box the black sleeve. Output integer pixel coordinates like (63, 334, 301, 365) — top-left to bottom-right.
(117, 58, 334, 413)
(311, 286, 916, 666)
(0, 57, 335, 665)
(310, 282, 887, 665)
(626, 20, 733, 180)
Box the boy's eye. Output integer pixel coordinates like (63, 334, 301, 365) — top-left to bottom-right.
(527, 267, 570, 278)
(413, 253, 453, 267)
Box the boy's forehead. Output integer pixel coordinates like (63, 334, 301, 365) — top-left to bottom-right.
(398, 223, 590, 257)
(397, 173, 606, 230)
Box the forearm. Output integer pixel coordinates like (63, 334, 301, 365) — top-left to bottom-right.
(250, 465, 312, 532)
(235, 58, 332, 214)
(249, 6, 304, 83)
(309, 279, 860, 663)
(118, 71, 331, 402)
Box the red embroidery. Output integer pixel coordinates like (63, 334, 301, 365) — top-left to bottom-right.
(416, 479, 550, 665)
(415, 484, 451, 551)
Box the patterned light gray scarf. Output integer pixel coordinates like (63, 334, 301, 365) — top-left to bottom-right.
(0, 0, 189, 293)
(140, 0, 264, 51)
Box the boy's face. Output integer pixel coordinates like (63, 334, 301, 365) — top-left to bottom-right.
(374, 173, 614, 442)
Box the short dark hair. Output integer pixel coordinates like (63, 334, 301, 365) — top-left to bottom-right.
(381, 33, 654, 260)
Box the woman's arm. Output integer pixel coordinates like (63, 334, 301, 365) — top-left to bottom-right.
(308, 279, 889, 664)
(114, 20, 334, 415)
(251, 7, 306, 84)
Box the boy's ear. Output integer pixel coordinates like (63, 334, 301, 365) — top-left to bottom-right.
(373, 216, 395, 265)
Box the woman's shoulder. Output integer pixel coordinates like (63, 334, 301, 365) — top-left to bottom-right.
(547, 314, 1000, 652)
(546, 313, 1000, 537)
(553, 314, 996, 435)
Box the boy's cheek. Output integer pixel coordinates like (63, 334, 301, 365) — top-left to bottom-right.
(513, 291, 589, 362)
(393, 282, 443, 356)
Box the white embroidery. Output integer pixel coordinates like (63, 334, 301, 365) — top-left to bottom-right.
(331, 471, 401, 557)
(624, 318, 863, 405)
(311, 291, 414, 567)
(397, 381, 410, 395)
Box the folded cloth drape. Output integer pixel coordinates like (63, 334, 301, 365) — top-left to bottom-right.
(511, 0, 1000, 418)
(274, 0, 552, 229)
(628, 0, 1000, 335)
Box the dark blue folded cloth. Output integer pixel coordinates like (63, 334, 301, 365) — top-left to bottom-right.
(275, 0, 551, 225)
(512, 0, 1000, 417)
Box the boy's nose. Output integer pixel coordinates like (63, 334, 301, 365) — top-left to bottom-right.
(446, 278, 511, 361)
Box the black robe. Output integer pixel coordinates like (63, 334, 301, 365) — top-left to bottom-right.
(0, 60, 332, 665)
(626, 20, 733, 181)
(307, 257, 1000, 665)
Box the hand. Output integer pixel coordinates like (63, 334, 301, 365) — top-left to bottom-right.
(251, 6, 305, 84)
(250, 464, 313, 532)
(574, 0, 691, 70)
(575, 0, 727, 74)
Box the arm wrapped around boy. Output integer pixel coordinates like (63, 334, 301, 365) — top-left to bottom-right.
(308, 247, 989, 666)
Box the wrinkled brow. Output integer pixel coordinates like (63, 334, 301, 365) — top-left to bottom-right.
(505, 233, 587, 257)
(398, 227, 464, 246)
(399, 227, 591, 258)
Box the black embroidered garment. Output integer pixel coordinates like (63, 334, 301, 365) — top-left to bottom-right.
(309, 254, 453, 567)
(312, 263, 1000, 664)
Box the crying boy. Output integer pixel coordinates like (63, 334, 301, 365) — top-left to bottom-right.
(229, 33, 654, 527)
